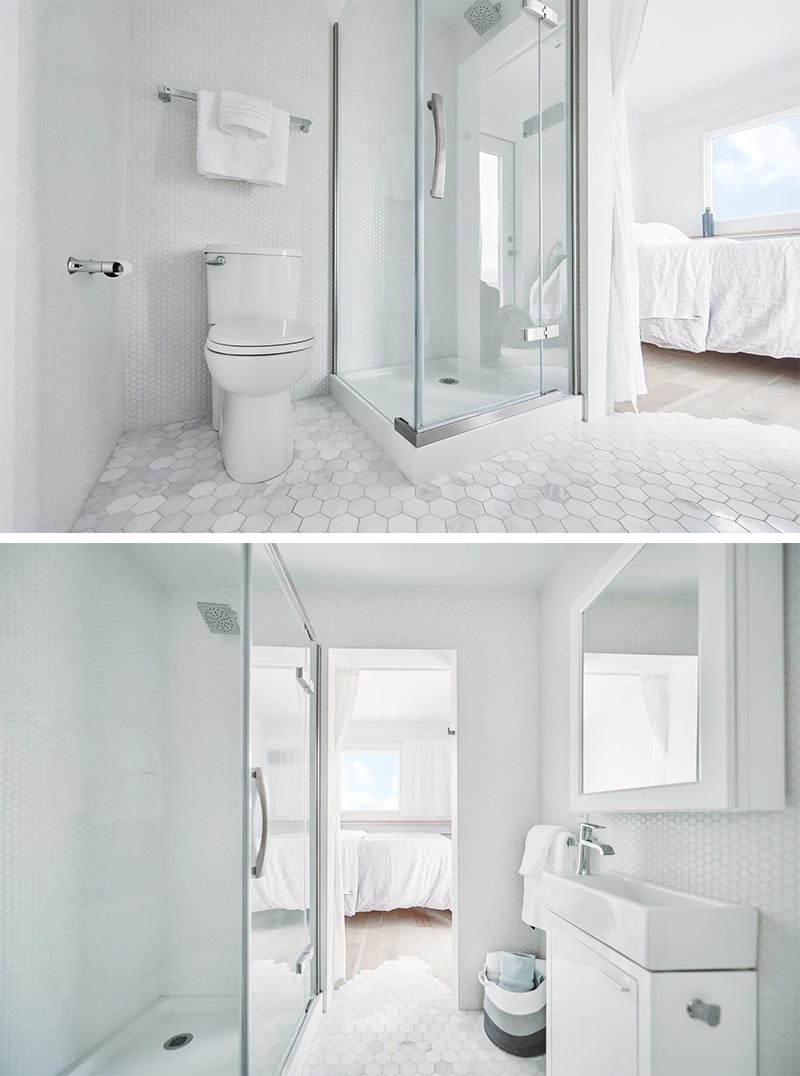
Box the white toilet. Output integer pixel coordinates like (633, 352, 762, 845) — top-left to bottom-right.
(204, 245, 315, 483)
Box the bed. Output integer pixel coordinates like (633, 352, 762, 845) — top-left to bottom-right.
(636, 223, 800, 359)
(351, 832, 452, 914)
(250, 829, 452, 915)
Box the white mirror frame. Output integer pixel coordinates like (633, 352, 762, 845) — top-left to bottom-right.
(570, 544, 785, 813)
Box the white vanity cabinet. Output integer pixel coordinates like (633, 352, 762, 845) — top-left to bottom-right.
(546, 918, 757, 1076)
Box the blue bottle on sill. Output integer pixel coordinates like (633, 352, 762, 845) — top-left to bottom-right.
(702, 207, 715, 238)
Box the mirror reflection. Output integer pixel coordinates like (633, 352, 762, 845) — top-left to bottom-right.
(582, 547, 700, 795)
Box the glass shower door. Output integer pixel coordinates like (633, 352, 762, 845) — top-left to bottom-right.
(416, 0, 573, 433)
(247, 546, 319, 1076)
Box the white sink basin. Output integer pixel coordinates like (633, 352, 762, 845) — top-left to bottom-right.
(542, 871, 758, 971)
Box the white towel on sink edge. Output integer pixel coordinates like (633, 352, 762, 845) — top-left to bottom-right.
(519, 825, 572, 928)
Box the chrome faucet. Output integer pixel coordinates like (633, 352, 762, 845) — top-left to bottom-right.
(576, 821, 615, 876)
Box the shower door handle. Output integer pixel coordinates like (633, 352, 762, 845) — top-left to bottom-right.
(428, 93, 447, 200)
(251, 766, 268, 878)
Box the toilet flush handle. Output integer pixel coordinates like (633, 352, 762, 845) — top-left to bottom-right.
(206, 255, 226, 266)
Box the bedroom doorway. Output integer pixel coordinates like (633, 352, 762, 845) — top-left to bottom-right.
(619, 0, 800, 429)
(327, 649, 457, 999)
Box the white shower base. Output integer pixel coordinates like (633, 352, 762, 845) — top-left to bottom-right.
(64, 996, 240, 1076)
(331, 356, 581, 485)
(339, 353, 571, 428)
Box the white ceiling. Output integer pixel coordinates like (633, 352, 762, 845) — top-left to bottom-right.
(627, 0, 800, 119)
(352, 669, 453, 722)
(278, 542, 571, 590)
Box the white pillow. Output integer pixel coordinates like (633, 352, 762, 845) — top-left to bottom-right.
(634, 223, 663, 247)
(636, 222, 692, 246)
(651, 222, 691, 244)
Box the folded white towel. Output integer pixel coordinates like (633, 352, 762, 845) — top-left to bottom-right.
(196, 90, 290, 187)
(519, 825, 572, 928)
(218, 90, 273, 140)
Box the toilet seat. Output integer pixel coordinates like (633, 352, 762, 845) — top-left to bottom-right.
(207, 318, 315, 357)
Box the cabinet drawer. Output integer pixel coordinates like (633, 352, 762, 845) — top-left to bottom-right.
(549, 928, 638, 1076)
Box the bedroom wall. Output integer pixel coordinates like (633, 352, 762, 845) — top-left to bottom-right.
(629, 59, 800, 235)
(537, 545, 800, 1076)
(0, 546, 165, 1076)
(305, 586, 540, 1011)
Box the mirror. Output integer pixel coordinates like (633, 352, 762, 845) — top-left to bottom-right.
(581, 546, 700, 795)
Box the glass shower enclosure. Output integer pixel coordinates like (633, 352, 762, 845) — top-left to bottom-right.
(334, 0, 575, 445)
(0, 544, 320, 1076)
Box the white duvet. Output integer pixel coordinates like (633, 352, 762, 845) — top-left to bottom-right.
(354, 833, 452, 914)
(638, 236, 800, 359)
(250, 830, 451, 915)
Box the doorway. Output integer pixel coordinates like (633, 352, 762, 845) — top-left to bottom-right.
(326, 649, 458, 999)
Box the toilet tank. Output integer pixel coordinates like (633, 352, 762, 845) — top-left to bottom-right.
(205, 245, 302, 324)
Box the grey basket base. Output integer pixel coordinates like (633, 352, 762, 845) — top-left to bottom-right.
(484, 1012, 546, 1058)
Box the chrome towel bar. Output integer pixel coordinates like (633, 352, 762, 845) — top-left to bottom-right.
(157, 85, 312, 133)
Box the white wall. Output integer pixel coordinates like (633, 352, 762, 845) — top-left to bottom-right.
(629, 60, 800, 235)
(537, 546, 800, 1076)
(160, 585, 242, 997)
(0, 547, 165, 1076)
(336, 0, 416, 379)
(305, 586, 539, 1011)
(124, 0, 332, 429)
(13, 2, 128, 531)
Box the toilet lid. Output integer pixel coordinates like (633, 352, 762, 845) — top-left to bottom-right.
(208, 319, 315, 349)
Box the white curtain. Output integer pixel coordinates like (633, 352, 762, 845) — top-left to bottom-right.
(608, 0, 649, 407)
(400, 740, 452, 819)
(330, 669, 359, 985)
(640, 673, 670, 783)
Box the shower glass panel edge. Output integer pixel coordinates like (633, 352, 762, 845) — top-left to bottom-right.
(246, 545, 321, 1076)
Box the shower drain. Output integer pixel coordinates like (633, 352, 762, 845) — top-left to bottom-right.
(439, 377, 460, 386)
(163, 1034, 193, 1051)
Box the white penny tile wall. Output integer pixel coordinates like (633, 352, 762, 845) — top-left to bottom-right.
(0, 547, 165, 1076)
(14, 3, 128, 531)
(124, 0, 332, 428)
(538, 546, 800, 1076)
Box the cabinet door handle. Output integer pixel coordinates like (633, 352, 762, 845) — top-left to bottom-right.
(594, 968, 630, 993)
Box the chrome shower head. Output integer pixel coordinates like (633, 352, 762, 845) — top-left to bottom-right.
(463, 0, 502, 34)
(197, 602, 240, 635)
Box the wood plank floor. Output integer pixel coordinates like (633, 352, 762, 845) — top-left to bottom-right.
(617, 345, 800, 430)
(345, 908, 453, 987)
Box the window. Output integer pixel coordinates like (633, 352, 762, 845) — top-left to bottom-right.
(341, 750, 400, 814)
(479, 135, 515, 304)
(708, 109, 800, 224)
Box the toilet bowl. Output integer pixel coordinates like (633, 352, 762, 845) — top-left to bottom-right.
(205, 319, 314, 483)
(204, 245, 316, 483)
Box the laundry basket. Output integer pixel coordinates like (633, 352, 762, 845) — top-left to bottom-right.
(479, 958, 546, 1058)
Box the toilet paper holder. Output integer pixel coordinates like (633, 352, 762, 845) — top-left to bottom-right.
(67, 257, 130, 278)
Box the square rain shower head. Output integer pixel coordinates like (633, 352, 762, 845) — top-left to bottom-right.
(463, 0, 502, 34)
(197, 602, 240, 635)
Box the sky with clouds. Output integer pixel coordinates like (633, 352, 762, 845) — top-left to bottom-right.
(713, 113, 800, 219)
(341, 751, 399, 812)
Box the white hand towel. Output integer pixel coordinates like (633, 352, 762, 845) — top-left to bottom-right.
(218, 90, 273, 140)
(196, 90, 290, 187)
(519, 825, 572, 928)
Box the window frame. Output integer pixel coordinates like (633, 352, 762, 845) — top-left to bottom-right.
(340, 746, 402, 820)
(703, 105, 800, 235)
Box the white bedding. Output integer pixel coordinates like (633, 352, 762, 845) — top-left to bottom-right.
(250, 829, 451, 916)
(251, 829, 365, 914)
(638, 235, 800, 359)
(353, 833, 452, 914)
